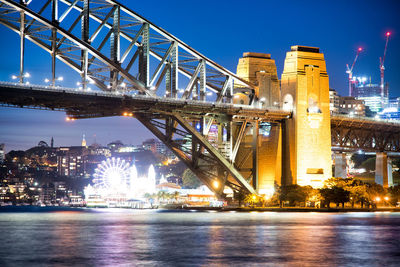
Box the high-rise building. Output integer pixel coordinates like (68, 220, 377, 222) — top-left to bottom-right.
(379, 107, 400, 120)
(0, 144, 5, 163)
(378, 97, 400, 120)
(142, 138, 175, 158)
(351, 78, 389, 112)
(388, 97, 400, 109)
(57, 147, 88, 177)
(329, 89, 340, 114)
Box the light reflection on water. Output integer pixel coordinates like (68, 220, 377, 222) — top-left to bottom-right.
(0, 210, 400, 266)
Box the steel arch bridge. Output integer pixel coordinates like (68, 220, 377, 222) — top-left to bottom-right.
(0, 0, 276, 198)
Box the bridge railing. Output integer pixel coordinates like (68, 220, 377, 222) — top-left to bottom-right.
(332, 114, 400, 126)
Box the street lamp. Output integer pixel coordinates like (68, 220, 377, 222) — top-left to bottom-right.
(375, 196, 381, 208)
(384, 196, 390, 206)
(11, 72, 30, 84)
(212, 180, 219, 189)
(44, 76, 63, 87)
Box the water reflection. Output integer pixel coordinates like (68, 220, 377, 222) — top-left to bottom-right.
(1, 211, 400, 266)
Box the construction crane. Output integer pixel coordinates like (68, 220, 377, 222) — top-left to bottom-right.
(346, 47, 362, 96)
(379, 32, 391, 106)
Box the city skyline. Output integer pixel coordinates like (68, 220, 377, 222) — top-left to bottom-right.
(1, 2, 400, 265)
(1, 0, 399, 152)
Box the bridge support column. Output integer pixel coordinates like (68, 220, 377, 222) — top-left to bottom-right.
(375, 152, 393, 188)
(388, 158, 393, 187)
(19, 10, 25, 84)
(81, 0, 89, 90)
(110, 5, 120, 91)
(252, 121, 259, 191)
(334, 153, 347, 178)
(257, 123, 281, 196)
(51, 0, 58, 87)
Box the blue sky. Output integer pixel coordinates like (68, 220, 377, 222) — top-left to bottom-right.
(0, 0, 399, 151)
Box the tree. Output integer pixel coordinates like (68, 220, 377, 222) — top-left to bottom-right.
(360, 157, 376, 172)
(157, 191, 167, 202)
(244, 194, 259, 207)
(332, 187, 350, 208)
(388, 185, 400, 206)
(173, 191, 180, 202)
(351, 154, 373, 169)
(320, 186, 350, 208)
(344, 179, 368, 208)
(322, 178, 370, 208)
(366, 182, 386, 207)
(182, 169, 202, 188)
(234, 190, 246, 207)
(279, 185, 308, 207)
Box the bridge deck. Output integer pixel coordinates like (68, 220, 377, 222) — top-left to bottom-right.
(2, 82, 400, 130)
(0, 82, 290, 121)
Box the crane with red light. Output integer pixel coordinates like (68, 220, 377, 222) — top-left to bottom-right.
(379, 32, 390, 106)
(346, 47, 362, 96)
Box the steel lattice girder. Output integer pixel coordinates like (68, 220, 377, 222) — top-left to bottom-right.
(0, 0, 256, 101)
(331, 119, 400, 152)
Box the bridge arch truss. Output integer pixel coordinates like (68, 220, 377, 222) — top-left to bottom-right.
(0, 0, 256, 100)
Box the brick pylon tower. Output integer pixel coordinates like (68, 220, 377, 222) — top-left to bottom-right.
(281, 46, 332, 187)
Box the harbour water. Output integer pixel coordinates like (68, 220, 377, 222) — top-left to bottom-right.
(1, 209, 400, 266)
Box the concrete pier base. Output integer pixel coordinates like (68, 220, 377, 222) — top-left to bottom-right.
(375, 152, 389, 187)
(334, 153, 347, 178)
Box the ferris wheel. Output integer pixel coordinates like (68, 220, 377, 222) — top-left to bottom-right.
(93, 157, 132, 191)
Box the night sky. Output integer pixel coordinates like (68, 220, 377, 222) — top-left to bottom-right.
(1, 0, 399, 152)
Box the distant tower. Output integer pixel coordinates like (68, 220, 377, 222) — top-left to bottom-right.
(51, 137, 54, 148)
(82, 134, 87, 147)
